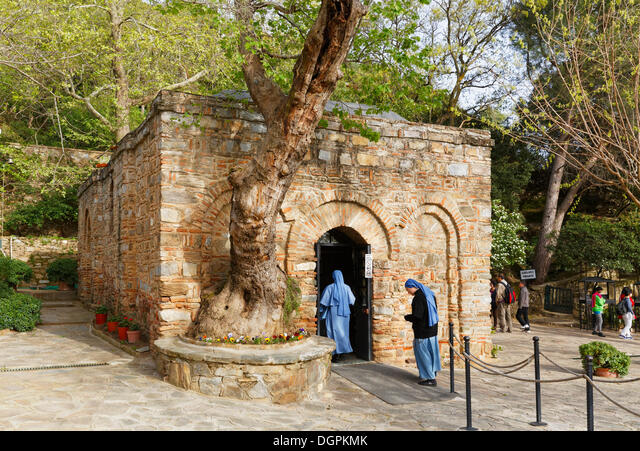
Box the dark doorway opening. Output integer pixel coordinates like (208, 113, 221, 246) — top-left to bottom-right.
(315, 227, 372, 361)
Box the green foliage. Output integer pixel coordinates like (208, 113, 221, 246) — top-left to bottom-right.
(491, 344, 503, 358)
(490, 129, 541, 211)
(0, 292, 41, 332)
(5, 189, 78, 236)
(0, 257, 33, 289)
(579, 341, 630, 377)
(491, 200, 531, 272)
(551, 213, 640, 276)
(0, 144, 92, 236)
(45, 258, 78, 285)
(283, 277, 302, 326)
(96, 305, 108, 314)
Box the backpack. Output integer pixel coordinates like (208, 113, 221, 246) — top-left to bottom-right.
(616, 300, 627, 316)
(502, 281, 516, 304)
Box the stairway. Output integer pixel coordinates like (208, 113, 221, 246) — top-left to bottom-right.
(18, 289, 93, 326)
(531, 309, 578, 328)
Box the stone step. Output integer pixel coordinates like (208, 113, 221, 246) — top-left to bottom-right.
(17, 289, 79, 303)
(540, 309, 574, 318)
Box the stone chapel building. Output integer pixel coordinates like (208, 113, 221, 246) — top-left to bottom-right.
(77, 90, 493, 364)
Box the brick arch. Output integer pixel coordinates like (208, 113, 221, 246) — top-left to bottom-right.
(200, 188, 233, 287)
(191, 179, 233, 229)
(400, 200, 464, 335)
(285, 200, 393, 270)
(399, 194, 467, 242)
(284, 191, 398, 259)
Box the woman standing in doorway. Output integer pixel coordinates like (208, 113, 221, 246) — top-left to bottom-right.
(404, 279, 441, 386)
(318, 270, 356, 363)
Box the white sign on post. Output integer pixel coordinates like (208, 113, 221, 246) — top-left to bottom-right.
(364, 254, 373, 279)
(520, 269, 536, 280)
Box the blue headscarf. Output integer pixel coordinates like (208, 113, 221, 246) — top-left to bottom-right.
(405, 279, 439, 327)
(320, 270, 355, 317)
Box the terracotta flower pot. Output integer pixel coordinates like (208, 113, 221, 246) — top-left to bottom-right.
(127, 330, 141, 344)
(95, 313, 107, 325)
(595, 367, 618, 378)
(107, 321, 118, 333)
(117, 327, 129, 341)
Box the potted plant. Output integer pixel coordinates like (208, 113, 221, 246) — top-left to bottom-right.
(117, 316, 131, 341)
(107, 314, 119, 333)
(45, 258, 78, 291)
(95, 306, 108, 325)
(127, 322, 141, 344)
(579, 341, 631, 378)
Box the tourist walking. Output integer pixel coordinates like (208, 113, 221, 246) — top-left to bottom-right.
(618, 287, 635, 340)
(516, 281, 530, 332)
(404, 279, 441, 386)
(591, 286, 606, 338)
(490, 280, 498, 331)
(495, 274, 513, 333)
(318, 270, 356, 363)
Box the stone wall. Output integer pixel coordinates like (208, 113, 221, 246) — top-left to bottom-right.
(78, 90, 494, 364)
(1, 236, 77, 285)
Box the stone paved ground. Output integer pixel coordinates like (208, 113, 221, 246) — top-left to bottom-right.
(1, 300, 640, 430)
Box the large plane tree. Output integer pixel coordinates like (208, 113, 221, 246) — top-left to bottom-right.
(190, 0, 368, 337)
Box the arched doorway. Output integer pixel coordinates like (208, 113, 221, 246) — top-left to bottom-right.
(315, 227, 372, 361)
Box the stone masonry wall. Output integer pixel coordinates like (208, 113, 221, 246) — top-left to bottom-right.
(78, 90, 493, 364)
(1, 236, 77, 285)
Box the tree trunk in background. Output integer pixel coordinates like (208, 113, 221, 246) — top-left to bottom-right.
(534, 148, 595, 284)
(191, 0, 366, 338)
(110, 0, 130, 142)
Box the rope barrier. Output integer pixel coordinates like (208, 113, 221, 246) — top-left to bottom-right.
(584, 376, 640, 417)
(448, 343, 582, 383)
(448, 332, 640, 427)
(453, 335, 535, 369)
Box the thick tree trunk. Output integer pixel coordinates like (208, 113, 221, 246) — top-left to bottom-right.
(191, 0, 366, 338)
(534, 149, 595, 284)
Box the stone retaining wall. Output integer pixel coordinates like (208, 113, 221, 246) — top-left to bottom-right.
(1, 236, 77, 285)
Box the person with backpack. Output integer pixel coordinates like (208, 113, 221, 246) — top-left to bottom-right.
(515, 280, 530, 332)
(495, 274, 514, 333)
(591, 286, 607, 338)
(618, 287, 635, 340)
(490, 280, 498, 331)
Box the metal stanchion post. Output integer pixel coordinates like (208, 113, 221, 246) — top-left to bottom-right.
(449, 321, 455, 394)
(529, 336, 547, 426)
(459, 335, 478, 431)
(586, 355, 594, 431)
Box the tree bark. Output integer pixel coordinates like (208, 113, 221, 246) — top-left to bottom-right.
(110, 0, 131, 142)
(191, 0, 366, 338)
(534, 147, 596, 284)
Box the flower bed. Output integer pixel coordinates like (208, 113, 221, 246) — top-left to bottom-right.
(194, 329, 309, 346)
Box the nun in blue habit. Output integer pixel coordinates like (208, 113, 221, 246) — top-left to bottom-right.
(318, 270, 356, 362)
(404, 279, 442, 386)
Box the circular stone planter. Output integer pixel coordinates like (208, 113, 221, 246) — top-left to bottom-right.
(152, 335, 335, 404)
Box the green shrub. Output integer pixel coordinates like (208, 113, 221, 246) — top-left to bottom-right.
(0, 292, 41, 332)
(283, 277, 301, 326)
(579, 341, 631, 377)
(46, 258, 78, 285)
(0, 257, 33, 289)
(4, 189, 79, 237)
